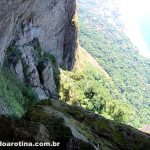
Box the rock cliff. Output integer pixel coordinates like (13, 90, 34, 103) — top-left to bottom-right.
(0, 0, 150, 150)
(0, 0, 77, 99)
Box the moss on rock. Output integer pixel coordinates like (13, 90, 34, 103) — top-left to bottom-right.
(22, 100, 150, 149)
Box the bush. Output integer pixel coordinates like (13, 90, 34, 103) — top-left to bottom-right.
(0, 68, 37, 117)
(59, 64, 134, 124)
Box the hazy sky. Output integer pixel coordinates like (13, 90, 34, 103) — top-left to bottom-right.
(120, 0, 150, 57)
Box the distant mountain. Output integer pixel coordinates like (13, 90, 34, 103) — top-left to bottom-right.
(78, 0, 150, 128)
(78, 0, 150, 57)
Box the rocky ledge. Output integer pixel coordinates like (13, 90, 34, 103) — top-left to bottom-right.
(0, 100, 149, 150)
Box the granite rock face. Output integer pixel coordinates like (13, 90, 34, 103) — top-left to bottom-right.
(21, 100, 150, 150)
(38, 59, 57, 99)
(0, 100, 150, 150)
(0, 0, 77, 70)
(14, 60, 24, 81)
(5, 40, 59, 100)
(0, 0, 77, 99)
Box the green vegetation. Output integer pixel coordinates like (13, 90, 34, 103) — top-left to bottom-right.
(0, 38, 60, 118)
(78, 0, 150, 128)
(59, 61, 133, 124)
(0, 41, 40, 117)
(4, 44, 22, 67)
(0, 67, 37, 117)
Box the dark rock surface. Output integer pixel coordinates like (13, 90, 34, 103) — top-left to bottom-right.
(0, 100, 149, 150)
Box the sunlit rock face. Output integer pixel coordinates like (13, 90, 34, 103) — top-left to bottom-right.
(0, 0, 77, 70)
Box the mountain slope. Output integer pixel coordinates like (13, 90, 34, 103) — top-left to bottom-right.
(0, 0, 149, 149)
(60, 47, 133, 124)
(78, 0, 150, 128)
(74, 46, 111, 79)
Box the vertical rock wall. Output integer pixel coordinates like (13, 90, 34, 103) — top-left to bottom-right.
(0, 0, 77, 99)
(0, 0, 77, 69)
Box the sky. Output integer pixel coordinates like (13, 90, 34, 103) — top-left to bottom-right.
(119, 0, 150, 57)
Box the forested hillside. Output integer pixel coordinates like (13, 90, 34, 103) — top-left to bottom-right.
(0, 1, 149, 148)
(78, 0, 150, 128)
(59, 47, 133, 124)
